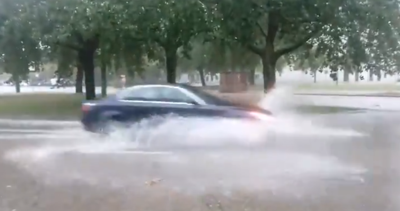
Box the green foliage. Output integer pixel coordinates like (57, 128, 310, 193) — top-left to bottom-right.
(55, 47, 76, 78)
(209, 0, 400, 77)
(179, 37, 261, 76)
(0, 0, 41, 79)
(137, 0, 211, 50)
(1, 0, 400, 92)
(26, 0, 122, 49)
(132, 0, 214, 82)
(292, 46, 325, 73)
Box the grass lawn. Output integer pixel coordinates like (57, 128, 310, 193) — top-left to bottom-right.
(0, 93, 367, 120)
(295, 83, 400, 91)
(0, 94, 85, 120)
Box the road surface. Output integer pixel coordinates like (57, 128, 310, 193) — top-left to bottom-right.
(1, 105, 400, 211)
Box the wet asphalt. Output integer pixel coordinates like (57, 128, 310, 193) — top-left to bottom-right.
(1, 98, 400, 210)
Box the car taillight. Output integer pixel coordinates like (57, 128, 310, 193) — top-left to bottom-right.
(81, 103, 96, 113)
(248, 111, 275, 121)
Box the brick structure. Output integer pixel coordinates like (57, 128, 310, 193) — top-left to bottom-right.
(219, 72, 248, 93)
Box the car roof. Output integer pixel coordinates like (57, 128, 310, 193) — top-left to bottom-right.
(122, 83, 192, 90)
(115, 83, 234, 105)
(111, 83, 271, 114)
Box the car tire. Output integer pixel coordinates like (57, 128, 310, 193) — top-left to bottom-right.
(95, 118, 121, 134)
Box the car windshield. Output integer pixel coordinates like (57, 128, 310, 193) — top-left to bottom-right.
(180, 85, 233, 106)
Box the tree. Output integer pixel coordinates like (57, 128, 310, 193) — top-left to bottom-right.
(292, 46, 325, 83)
(45, 45, 81, 91)
(178, 40, 212, 86)
(117, 38, 161, 85)
(179, 39, 261, 86)
(212, 0, 400, 91)
(22, 0, 129, 99)
(136, 0, 212, 83)
(0, 1, 41, 93)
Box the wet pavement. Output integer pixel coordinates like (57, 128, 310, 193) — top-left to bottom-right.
(2, 92, 400, 210)
(0, 109, 399, 211)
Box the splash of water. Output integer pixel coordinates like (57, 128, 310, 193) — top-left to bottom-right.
(3, 87, 367, 193)
(258, 87, 365, 137)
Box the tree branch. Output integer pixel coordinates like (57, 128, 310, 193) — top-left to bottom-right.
(274, 27, 321, 58)
(266, 12, 279, 45)
(247, 43, 264, 55)
(154, 37, 167, 49)
(256, 21, 268, 38)
(55, 41, 81, 51)
(73, 31, 85, 44)
(89, 33, 100, 49)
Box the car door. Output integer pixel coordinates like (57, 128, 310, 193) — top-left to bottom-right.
(154, 87, 226, 118)
(114, 86, 166, 122)
(148, 87, 199, 118)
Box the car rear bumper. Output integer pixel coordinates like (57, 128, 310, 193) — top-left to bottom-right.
(81, 116, 99, 133)
(81, 122, 96, 133)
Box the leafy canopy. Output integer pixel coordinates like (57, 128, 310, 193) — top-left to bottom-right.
(210, 0, 400, 71)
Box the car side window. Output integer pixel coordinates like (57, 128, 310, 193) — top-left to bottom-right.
(119, 87, 159, 100)
(118, 87, 194, 103)
(158, 87, 193, 103)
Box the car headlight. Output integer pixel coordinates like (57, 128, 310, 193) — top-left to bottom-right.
(248, 111, 275, 121)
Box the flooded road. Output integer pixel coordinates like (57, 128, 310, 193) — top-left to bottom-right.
(0, 112, 399, 211)
(1, 94, 400, 210)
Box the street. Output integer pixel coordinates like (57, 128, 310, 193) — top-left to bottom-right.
(1, 0, 399, 208)
(1, 93, 400, 210)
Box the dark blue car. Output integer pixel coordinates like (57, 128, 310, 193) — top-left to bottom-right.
(81, 84, 273, 133)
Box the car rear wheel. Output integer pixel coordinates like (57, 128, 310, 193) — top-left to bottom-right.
(95, 117, 124, 134)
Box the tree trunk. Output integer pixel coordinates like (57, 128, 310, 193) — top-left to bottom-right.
(138, 71, 146, 80)
(343, 70, 350, 82)
(78, 48, 96, 100)
(376, 70, 381, 81)
(165, 47, 178, 83)
(13, 74, 20, 93)
(248, 68, 255, 85)
(75, 64, 83, 93)
(126, 67, 135, 86)
(355, 71, 359, 82)
(101, 60, 107, 97)
(198, 68, 206, 86)
(369, 69, 374, 81)
(260, 54, 277, 93)
(313, 70, 317, 83)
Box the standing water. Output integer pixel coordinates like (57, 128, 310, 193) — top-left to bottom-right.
(3, 88, 366, 195)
